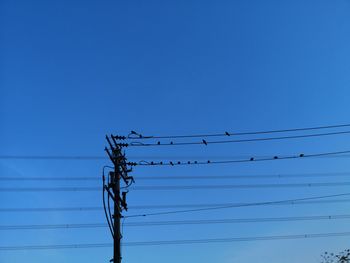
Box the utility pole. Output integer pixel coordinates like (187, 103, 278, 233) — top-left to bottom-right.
(104, 135, 134, 263)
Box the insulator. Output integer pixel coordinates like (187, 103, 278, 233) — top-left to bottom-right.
(112, 135, 126, 140)
(116, 143, 129, 147)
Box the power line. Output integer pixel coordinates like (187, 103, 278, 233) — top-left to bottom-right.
(125, 192, 350, 218)
(0, 207, 102, 212)
(133, 149, 350, 166)
(0, 187, 99, 192)
(0, 176, 100, 181)
(125, 214, 350, 226)
(0, 155, 106, 160)
(2, 150, 350, 163)
(2, 171, 350, 181)
(2, 214, 350, 230)
(123, 232, 350, 246)
(1, 154, 350, 161)
(4, 181, 350, 192)
(136, 171, 350, 180)
(130, 182, 350, 190)
(127, 130, 350, 147)
(0, 243, 111, 250)
(1, 231, 350, 250)
(131, 198, 350, 209)
(125, 123, 350, 140)
(2, 198, 350, 213)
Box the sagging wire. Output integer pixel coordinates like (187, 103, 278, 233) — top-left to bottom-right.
(125, 123, 350, 140)
(102, 166, 114, 238)
(127, 130, 350, 147)
(125, 149, 350, 167)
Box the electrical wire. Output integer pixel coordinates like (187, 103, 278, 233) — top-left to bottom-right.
(129, 182, 350, 191)
(2, 198, 350, 213)
(102, 166, 114, 238)
(125, 123, 350, 140)
(136, 171, 350, 180)
(0, 207, 102, 212)
(130, 198, 350, 209)
(0, 187, 100, 192)
(128, 130, 350, 147)
(122, 232, 350, 246)
(4, 181, 350, 192)
(0, 176, 101, 181)
(102, 165, 114, 238)
(2, 214, 350, 230)
(134, 149, 350, 166)
(0, 155, 106, 160)
(123, 214, 350, 226)
(2, 149, 350, 163)
(2, 171, 350, 181)
(124, 192, 350, 218)
(1, 231, 350, 250)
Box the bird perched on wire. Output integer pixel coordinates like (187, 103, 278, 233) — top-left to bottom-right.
(202, 139, 208, 145)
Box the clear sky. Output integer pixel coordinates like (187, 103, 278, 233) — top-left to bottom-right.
(1, 0, 350, 262)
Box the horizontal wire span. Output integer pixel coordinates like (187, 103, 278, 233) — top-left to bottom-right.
(125, 192, 350, 218)
(0, 193, 350, 216)
(4, 181, 350, 192)
(123, 232, 350, 246)
(2, 214, 350, 230)
(0, 207, 102, 212)
(2, 150, 350, 164)
(2, 231, 350, 250)
(136, 172, 350, 180)
(131, 199, 350, 209)
(0, 156, 106, 160)
(0, 176, 101, 181)
(0, 199, 350, 213)
(131, 182, 350, 190)
(125, 123, 350, 140)
(134, 149, 350, 166)
(2, 171, 350, 181)
(128, 130, 350, 147)
(2, 198, 350, 213)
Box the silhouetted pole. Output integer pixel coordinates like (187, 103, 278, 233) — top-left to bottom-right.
(105, 135, 133, 263)
(113, 150, 122, 263)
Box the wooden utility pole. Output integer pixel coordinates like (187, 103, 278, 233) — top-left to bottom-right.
(104, 135, 133, 263)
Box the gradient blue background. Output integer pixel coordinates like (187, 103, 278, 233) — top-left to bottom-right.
(1, 0, 350, 262)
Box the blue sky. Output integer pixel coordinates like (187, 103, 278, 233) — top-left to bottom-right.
(1, 0, 350, 262)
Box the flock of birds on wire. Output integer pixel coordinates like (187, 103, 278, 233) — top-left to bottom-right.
(107, 124, 350, 167)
